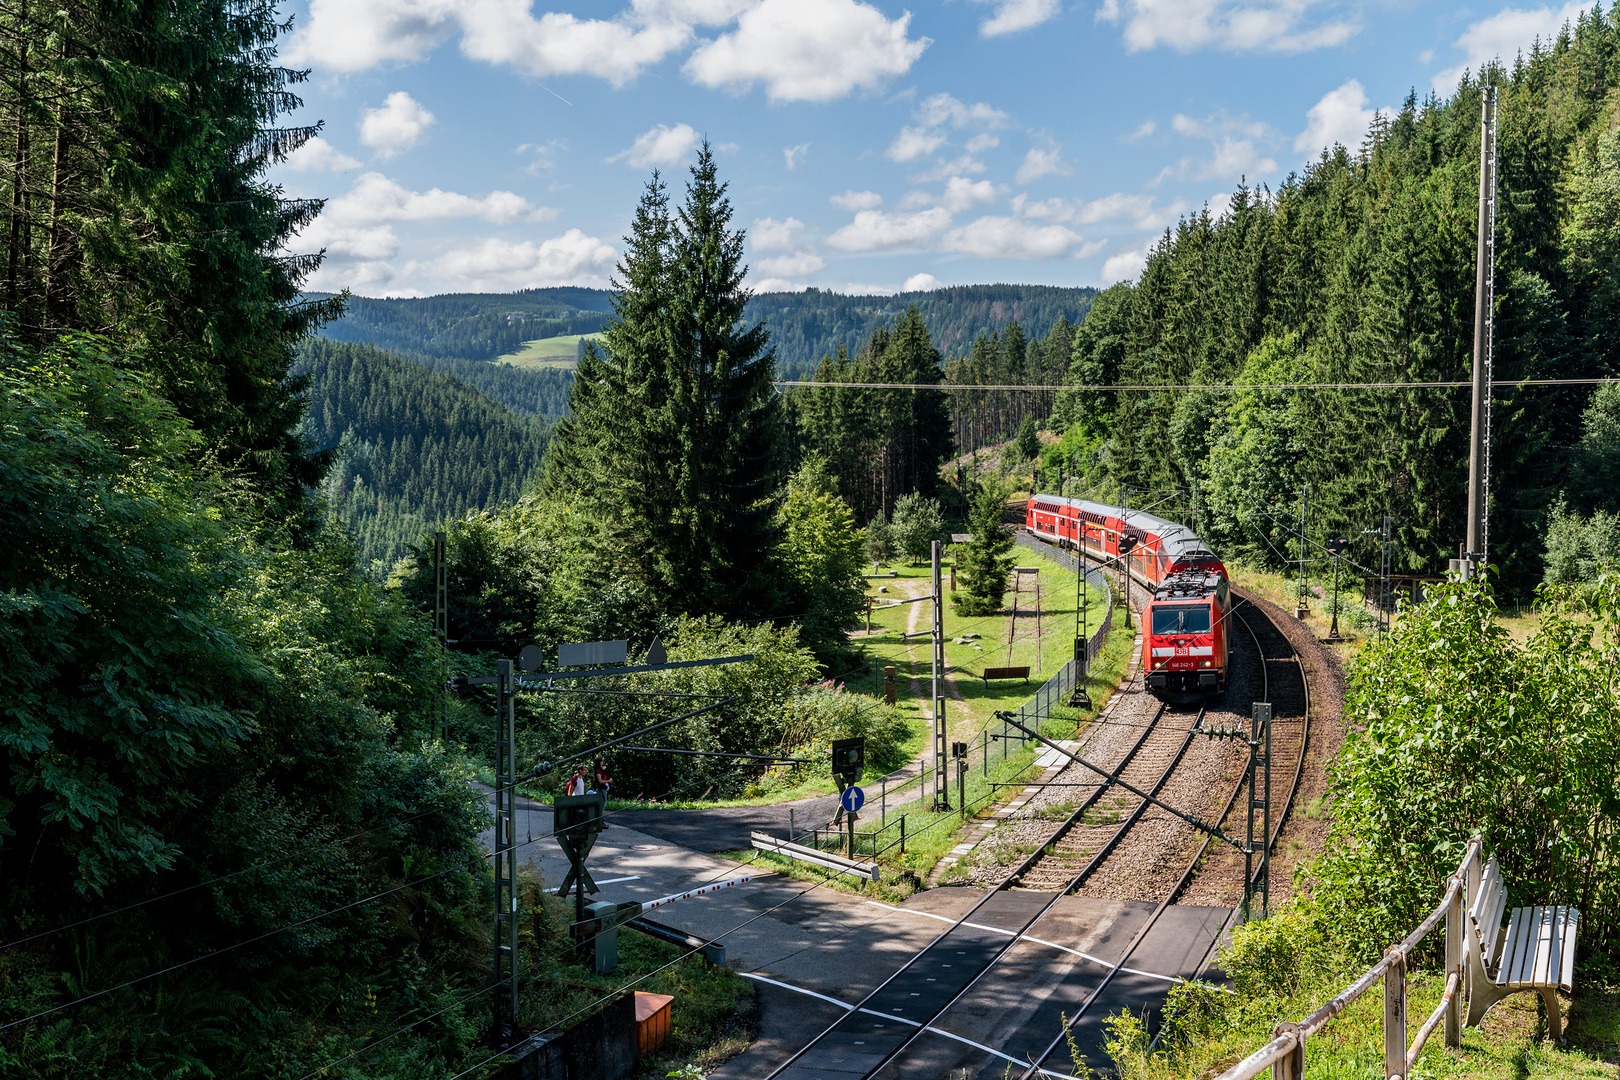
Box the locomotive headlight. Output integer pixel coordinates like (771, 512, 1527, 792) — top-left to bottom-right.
(1201, 660, 1212, 667)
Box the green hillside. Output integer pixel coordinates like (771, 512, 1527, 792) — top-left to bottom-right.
(296, 339, 552, 568)
(312, 283, 1096, 378)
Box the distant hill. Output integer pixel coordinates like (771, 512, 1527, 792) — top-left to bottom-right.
(310, 283, 1096, 379)
(308, 287, 613, 362)
(295, 339, 553, 568)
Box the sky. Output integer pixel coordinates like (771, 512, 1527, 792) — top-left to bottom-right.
(271, 0, 1591, 298)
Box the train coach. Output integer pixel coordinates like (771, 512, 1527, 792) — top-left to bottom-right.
(1025, 495, 1231, 702)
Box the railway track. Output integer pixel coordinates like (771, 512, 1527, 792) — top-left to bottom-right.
(762, 547, 1312, 1080)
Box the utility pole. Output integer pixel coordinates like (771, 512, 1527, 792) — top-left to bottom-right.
(1465, 84, 1498, 578)
(435, 530, 448, 741)
(1295, 486, 1310, 620)
(1120, 488, 1133, 632)
(1071, 546, 1091, 710)
(932, 541, 949, 811)
(491, 659, 519, 1046)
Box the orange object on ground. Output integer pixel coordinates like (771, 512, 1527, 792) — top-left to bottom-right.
(634, 991, 674, 1055)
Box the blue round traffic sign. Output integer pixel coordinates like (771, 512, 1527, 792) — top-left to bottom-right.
(840, 786, 866, 813)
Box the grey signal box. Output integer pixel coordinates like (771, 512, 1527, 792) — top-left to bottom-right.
(831, 737, 865, 786)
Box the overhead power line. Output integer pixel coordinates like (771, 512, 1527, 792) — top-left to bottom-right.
(775, 377, 1620, 391)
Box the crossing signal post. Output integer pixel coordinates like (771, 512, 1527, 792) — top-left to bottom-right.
(831, 738, 866, 857)
(1197, 701, 1272, 922)
(1325, 538, 1349, 641)
(952, 741, 968, 818)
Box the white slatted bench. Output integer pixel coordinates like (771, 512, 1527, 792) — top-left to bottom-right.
(1465, 854, 1579, 1040)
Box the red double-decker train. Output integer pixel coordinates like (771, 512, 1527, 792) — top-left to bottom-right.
(1024, 495, 1230, 702)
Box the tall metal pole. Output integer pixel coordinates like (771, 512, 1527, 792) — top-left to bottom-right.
(492, 659, 519, 1044)
(1120, 489, 1133, 632)
(932, 540, 949, 810)
(1466, 85, 1497, 575)
(435, 530, 448, 741)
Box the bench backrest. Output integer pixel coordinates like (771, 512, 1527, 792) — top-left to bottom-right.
(983, 666, 1030, 679)
(1470, 855, 1509, 968)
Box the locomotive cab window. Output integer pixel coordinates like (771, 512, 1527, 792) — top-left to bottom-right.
(1152, 605, 1211, 635)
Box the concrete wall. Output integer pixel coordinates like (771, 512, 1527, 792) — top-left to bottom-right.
(501, 993, 638, 1080)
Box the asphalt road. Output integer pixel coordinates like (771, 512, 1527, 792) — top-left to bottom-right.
(482, 789, 1232, 1078)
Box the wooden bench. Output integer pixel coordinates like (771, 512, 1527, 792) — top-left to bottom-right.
(1465, 854, 1580, 1040)
(981, 666, 1031, 685)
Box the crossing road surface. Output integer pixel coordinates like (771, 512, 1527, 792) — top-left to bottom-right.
(485, 789, 1231, 1078)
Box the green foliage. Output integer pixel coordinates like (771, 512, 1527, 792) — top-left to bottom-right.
(310, 287, 611, 361)
(776, 466, 868, 663)
(789, 307, 953, 523)
(1219, 899, 1334, 999)
(1014, 416, 1039, 461)
(954, 484, 1016, 616)
(545, 149, 783, 621)
(1563, 381, 1620, 516)
(1314, 577, 1620, 964)
(865, 515, 896, 565)
(0, 330, 492, 1077)
(945, 317, 1075, 458)
(2, 0, 344, 507)
(297, 339, 553, 569)
(891, 492, 945, 565)
(1198, 334, 1315, 568)
(1057, 44, 1620, 596)
(1542, 501, 1619, 587)
(754, 283, 1093, 379)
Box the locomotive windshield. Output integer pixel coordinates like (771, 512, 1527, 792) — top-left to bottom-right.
(1152, 605, 1211, 635)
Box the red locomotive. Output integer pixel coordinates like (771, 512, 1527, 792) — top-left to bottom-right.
(1025, 495, 1230, 702)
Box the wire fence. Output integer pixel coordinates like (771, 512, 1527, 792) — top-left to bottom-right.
(1005, 531, 1115, 732)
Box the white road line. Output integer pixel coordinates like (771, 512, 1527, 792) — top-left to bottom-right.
(740, 973, 1083, 1080)
(861, 901, 1225, 989)
(592, 875, 642, 886)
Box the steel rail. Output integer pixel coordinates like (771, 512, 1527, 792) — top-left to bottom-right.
(868, 703, 1214, 1076)
(1017, 597, 1298, 1078)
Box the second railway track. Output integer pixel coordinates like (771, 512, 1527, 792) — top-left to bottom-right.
(762, 576, 1314, 1080)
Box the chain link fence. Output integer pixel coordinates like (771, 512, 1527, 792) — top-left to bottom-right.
(1001, 531, 1116, 734)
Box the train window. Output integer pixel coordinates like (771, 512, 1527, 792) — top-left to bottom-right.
(1152, 605, 1211, 635)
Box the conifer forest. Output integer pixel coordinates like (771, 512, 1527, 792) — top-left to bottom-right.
(5, 0, 1620, 1077)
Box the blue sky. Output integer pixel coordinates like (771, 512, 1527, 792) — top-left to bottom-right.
(272, 0, 1589, 298)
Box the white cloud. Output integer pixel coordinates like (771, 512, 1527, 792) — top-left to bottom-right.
(518, 139, 568, 176)
(827, 207, 952, 252)
(285, 136, 362, 172)
(751, 216, 806, 251)
(323, 172, 553, 226)
(902, 272, 942, 291)
(1012, 192, 1187, 231)
(965, 133, 1000, 153)
(831, 190, 883, 211)
(909, 153, 989, 181)
(1101, 247, 1147, 283)
(400, 230, 620, 292)
(914, 93, 1011, 129)
(978, 0, 1061, 36)
(1155, 110, 1278, 182)
(284, 0, 458, 71)
(609, 123, 700, 167)
(1097, 0, 1358, 54)
(755, 277, 813, 292)
(784, 142, 811, 169)
(887, 125, 949, 162)
(941, 216, 1084, 259)
(939, 176, 998, 212)
(685, 0, 929, 102)
(1295, 79, 1383, 159)
(1432, 2, 1584, 93)
(287, 0, 914, 98)
(1123, 119, 1156, 142)
(359, 92, 436, 157)
(1015, 141, 1071, 184)
(756, 252, 827, 276)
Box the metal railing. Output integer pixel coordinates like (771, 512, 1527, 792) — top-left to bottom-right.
(1215, 838, 1482, 1080)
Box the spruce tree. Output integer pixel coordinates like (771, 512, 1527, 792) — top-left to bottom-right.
(955, 482, 1015, 616)
(545, 147, 782, 618)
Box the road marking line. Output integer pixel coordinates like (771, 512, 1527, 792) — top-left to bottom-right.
(860, 901, 1227, 989)
(740, 973, 1083, 1079)
(592, 875, 642, 885)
